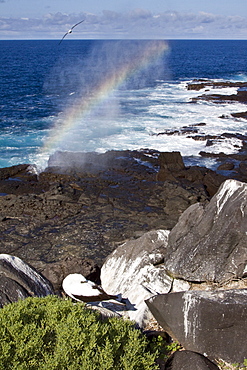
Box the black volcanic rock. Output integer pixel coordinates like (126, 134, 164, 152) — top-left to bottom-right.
(231, 111, 247, 119)
(0, 164, 36, 181)
(165, 350, 219, 370)
(157, 151, 227, 196)
(217, 162, 235, 171)
(147, 289, 247, 364)
(191, 88, 247, 104)
(0, 150, 210, 271)
(0, 149, 246, 278)
(187, 79, 247, 91)
(187, 80, 247, 104)
(0, 254, 54, 307)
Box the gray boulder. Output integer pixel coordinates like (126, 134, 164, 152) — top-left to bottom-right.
(0, 254, 55, 307)
(101, 229, 172, 327)
(146, 289, 247, 364)
(165, 350, 219, 370)
(100, 179, 247, 364)
(0, 275, 31, 307)
(164, 179, 247, 283)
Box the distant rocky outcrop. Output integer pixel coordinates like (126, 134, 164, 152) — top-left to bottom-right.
(191, 88, 247, 104)
(187, 79, 247, 105)
(187, 80, 247, 92)
(0, 254, 54, 307)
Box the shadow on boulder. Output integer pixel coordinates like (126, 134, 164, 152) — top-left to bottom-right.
(0, 254, 55, 307)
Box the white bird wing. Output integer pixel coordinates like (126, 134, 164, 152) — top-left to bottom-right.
(59, 32, 69, 45)
(71, 20, 84, 30)
(58, 20, 84, 45)
(69, 281, 101, 297)
(62, 274, 117, 302)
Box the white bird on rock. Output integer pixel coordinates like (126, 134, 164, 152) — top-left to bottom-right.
(59, 20, 84, 45)
(62, 273, 118, 303)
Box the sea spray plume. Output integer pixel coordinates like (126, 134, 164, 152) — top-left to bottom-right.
(40, 40, 169, 164)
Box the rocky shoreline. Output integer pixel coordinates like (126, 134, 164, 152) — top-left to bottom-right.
(0, 144, 247, 292)
(1, 79, 247, 368)
(1, 158, 247, 368)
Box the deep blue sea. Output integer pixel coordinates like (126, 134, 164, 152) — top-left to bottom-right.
(1, 39, 247, 170)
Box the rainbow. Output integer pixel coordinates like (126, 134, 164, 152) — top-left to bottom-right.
(41, 40, 169, 157)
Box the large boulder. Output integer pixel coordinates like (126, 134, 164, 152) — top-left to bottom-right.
(0, 254, 55, 307)
(100, 229, 173, 327)
(146, 289, 247, 364)
(157, 151, 185, 181)
(164, 179, 247, 283)
(164, 350, 219, 370)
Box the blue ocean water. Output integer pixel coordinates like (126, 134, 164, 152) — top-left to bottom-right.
(0, 39, 247, 170)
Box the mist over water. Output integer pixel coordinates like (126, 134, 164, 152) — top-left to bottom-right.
(39, 40, 169, 168)
(44, 40, 169, 95)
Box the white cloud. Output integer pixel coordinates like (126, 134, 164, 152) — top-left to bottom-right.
(0, 9, 247, 39)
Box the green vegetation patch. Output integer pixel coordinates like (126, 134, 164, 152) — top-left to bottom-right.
(0, 295, 161, 370)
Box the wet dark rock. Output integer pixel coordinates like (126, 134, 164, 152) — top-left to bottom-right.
(0, 149, 246, 279)
(231, 111, 247, 119)
(203, 171, 227, 197)
(164, 350, 219, 370)
(239, 161, 247, 176)
(160, 180, 207, 220)
(0, 254, 55, 307)
(153, 123, 206, 137)
(157, 152, 227, 196)
(189, 134, 217, 141)
(217, 162, 235, 171)
(0, 164, 45, 196)
(157, 151, 185, 181)
(187, 79, 247, 91)
(147, 289, 247, 364)
(153, 127, 247, 181)
(188, 81, 247, 115)
(191, 88, 247, 104)
(0, 150, 209, 271)
(200, 150, 247, 162)
(0, 164, 35, 181)
(158, 151, 185, 172)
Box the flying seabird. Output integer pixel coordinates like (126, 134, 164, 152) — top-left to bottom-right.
(59, 20, 84, 45)
(62, 273, 118, 303)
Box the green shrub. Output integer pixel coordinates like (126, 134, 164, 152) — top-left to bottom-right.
(0, 296, 161, 370)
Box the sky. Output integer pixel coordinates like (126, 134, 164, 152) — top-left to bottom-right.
(0, 0, 247, 40)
